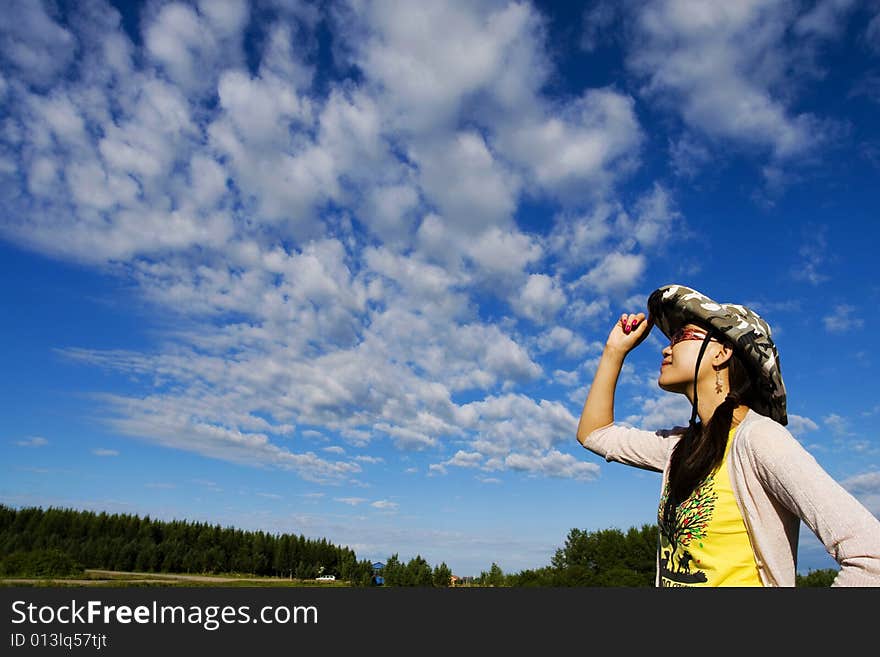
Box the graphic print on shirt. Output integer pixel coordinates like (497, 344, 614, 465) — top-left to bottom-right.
(658, 477, 718, 586)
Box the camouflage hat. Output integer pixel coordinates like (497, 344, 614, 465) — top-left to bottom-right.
(646, 284, 787, 426)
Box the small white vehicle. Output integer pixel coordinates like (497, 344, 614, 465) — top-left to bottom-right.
(316, 575, 336, 581)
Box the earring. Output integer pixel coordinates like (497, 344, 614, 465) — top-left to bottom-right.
(715, 368, 723, 395)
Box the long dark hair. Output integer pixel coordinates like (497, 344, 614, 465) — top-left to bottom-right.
(661, 329, 758, 530)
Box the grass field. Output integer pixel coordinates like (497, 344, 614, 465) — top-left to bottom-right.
(0, 569, 350, 587)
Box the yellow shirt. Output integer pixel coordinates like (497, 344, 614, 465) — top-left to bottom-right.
(658, 426, 763, 587)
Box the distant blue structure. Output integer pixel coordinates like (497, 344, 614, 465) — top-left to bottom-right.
(371, 561, 385, 586)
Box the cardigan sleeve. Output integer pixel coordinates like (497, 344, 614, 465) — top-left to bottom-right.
(746, 421, 880, 587)
(580, 422, 682, 473)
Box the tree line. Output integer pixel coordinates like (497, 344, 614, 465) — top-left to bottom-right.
(0, 505, 375, 584)
(378, 553, 452, 586)
(469, 525, 837, 587)
(0, 505, 836, 586)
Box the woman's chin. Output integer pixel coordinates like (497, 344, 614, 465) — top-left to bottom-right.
(657, 379, 683, 394)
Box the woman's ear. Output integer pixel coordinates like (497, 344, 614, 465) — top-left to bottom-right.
(714, 343, 734, 366)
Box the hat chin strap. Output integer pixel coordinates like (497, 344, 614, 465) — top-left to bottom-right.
(689, 333, 715, 428)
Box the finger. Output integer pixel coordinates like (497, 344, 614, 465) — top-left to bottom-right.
(624, 313, 643, 333)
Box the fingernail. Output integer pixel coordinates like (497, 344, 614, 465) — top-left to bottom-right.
(624, 326, 631, 334)
(632, 320, 639, 327)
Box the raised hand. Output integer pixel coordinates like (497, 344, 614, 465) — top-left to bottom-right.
(605, 311, 653, 355)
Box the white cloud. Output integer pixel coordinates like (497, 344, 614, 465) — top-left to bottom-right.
(412, 132, 519, 234)
(92, 448, 119, 457)
(193, 479, 223, 492)
(622, 394, 694, 430)
(462, 226, 543, 285)
(822, 413, 855, 437)
(536, 327, 589, 359)
(34, 93, 88, 146)
(629, 183, 680, 249)
(365, 245, 464, 305)
(576, 252, 646, 296)
(0, 0, 76, 87)
(565, 297, 611, 325)
(553, 369, 581, 388)
(460, 393, 578, 456)
(362, 183, 420, 244)
(627, 0, 838, 163)
(145, 0, 248, 95)
(505, 449, 600, 480)
(823, 304, 862, 333)
(335, 497, 368, 506)
(374, 423, 437, 450)
(342, 0, 642, 204)
(840, 471, 880, 516)
(0, 0, 658, 487)
(794, 0, 858, 39)
(669, 134, 712, 178)
(514, 274, 567, 323)
(743, 298, 803, 315)
(792, 224, 832, 285)
(547, 203, 617, 270)
(445, 450, 484, 469)
(496, 88, 642, 199)
(15, 436, 49, 448)
(216, 69, 310, 147)
(786, 414, 819, 439)
(371, 499, 399, 511)
(841, 471, 880, 496)
(257, 20, 315, 88)
(580, 2, 619, 52)
(89, 391, 361, 484)
(198, 0, 250, 38)
(342, 0, 548, 133)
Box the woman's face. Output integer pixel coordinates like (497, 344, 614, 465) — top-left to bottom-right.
(658, 323, 719, 394)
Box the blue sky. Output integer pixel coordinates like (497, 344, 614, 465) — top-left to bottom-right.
(2, 0, 879, 578)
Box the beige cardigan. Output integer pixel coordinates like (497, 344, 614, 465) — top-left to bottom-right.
(581, 409, 880, 586)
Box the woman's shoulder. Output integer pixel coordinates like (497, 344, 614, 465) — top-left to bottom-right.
(734, 410, 808, 463)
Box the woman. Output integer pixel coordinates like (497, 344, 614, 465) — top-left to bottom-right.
(576, 283, 880, 587)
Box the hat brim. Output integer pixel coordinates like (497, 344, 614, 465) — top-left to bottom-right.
(647, 284, 788, 426)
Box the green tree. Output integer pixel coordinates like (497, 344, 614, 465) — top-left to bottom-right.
(0, 548, 84, 577)
(796, 568, 838, 587)
(346, 559, 375, 587)
(404, 555, 433, 587)
(506, 566, 558, 587)
(273, 535, 291, 578)
(550, 525, 655, 587)
(432, 562, 452, 587)
(479, 562, 505, 587)
(295, 560, 317, 580)
(381, 553, 404, 586)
